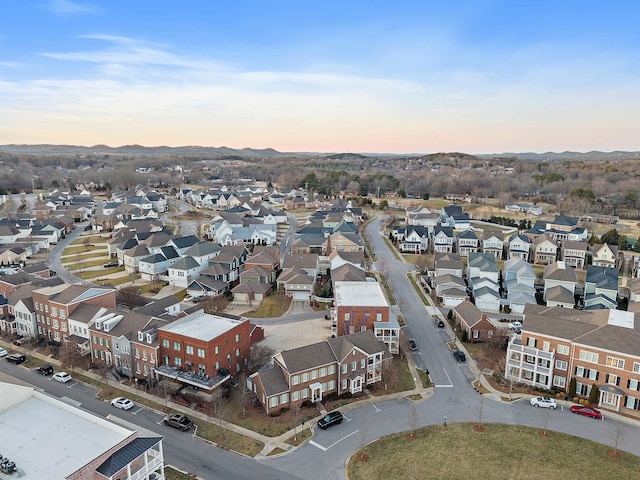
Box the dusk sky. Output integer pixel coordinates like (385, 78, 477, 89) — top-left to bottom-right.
(1, 1, 639, 153)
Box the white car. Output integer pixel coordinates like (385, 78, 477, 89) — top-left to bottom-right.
(110, 397, 134, 410)
(508, 321, 522, 330)
(0, 347, 8, 358)
(530, 396, 557, 409)
(52, 372, 72, 383)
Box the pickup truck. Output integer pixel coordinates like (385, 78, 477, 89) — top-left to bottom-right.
(163, 414, 194, 431)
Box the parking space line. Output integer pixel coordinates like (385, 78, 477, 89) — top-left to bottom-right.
(67, 382, 79, 388)
(309, 440, 327, 451)
(371, 404, 381, 412)
(131, 406, 145, 415)
(343, 414, 352, 422)
(311, 430, 359, 451)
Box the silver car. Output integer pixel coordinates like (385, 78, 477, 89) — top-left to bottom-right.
(530, 396, 557, 409)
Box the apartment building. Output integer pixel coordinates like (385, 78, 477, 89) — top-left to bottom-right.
(249, 331, 390, 415)
(505, 304, 640, 415)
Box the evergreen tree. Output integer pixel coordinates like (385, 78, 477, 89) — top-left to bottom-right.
(588, 384, 600, 405)
(568, 377, 577, 397)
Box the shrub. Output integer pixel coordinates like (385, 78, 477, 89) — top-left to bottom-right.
(588, 384, 599, 405)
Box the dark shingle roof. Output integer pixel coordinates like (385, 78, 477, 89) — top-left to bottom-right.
(97, 437, 163, 476)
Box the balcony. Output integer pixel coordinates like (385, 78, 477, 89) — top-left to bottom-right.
(154, 365, 230, 391)
(129, 449, 163, 480)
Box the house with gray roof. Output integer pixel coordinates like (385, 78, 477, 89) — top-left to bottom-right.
(249, 330, 390, 414)
(543, 261, 577, 305)
(457, 229, 479, 257)
(507, 233, 531, 262)
(591, 243, 619, 269)
(584, 265, 619, 310)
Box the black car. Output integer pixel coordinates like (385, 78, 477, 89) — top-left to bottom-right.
(36, 364, 54, 375)
(435, 319, 445, 328)
(6, 353, 26, 364)
(318, 411, 343, 430)
(453, 350, 466, 362)
(408, 339, 418, 351)
(103, 262, 119, 268)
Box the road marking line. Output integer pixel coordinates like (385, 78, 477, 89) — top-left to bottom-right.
(372, 404, 381, 412)
(67, 381, 79, 388)
(434, 384, 454, 388)
(309, 441, 327, 451)
(343, 414, 352, 422)
(132, 407, 145, 415)
(443, 367, 453, 385)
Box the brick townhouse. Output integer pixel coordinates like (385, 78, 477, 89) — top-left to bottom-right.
(506, 304, 640, 415)
(33, 284, 116, 342)
(249, 330, 391, 415)
(331, 281, 400, 354)
(154, 309, 251, 389)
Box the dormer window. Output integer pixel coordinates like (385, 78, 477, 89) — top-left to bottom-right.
(138, 332, 144, 341)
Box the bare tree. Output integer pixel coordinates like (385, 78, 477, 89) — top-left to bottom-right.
(59, 342, 84, 371)
(414, 254, 430, 274)
(611, 422, 625, 457)
(359, 412, 369, 458)
(409, 402, 418, 438)
(248, 343, 276, 374)
(291, 398, 303, 441)
(201, 294, 230, 314)
(116, 286, 145, 310)
(211, 389, 228, 429)
(238, 373, 250, 417)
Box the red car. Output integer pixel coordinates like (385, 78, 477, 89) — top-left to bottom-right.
(570, 405, 602, 419)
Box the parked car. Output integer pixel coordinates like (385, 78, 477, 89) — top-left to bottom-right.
(164, 414, 194, 431)
(6, 353, 26, 364)
(408, 338, 418, 351)
(0, 347, 8, 358)
(110, 397, 135, 410)
(435, 319, 445, 328)
(103, 262, 119, 268)
(508, 321, 522, 330)
(453, 350, 466, 362)
(317, 411, 343, 430)
(530, 396, 557, 409)
(570, 405, 602, 419)
(36, 364, 54, 376)
(52, 372, 72, 383)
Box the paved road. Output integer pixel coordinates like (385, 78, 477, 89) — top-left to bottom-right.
(44, 220, 93, 286)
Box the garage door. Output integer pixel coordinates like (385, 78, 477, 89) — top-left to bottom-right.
(292, 291, 309, 301)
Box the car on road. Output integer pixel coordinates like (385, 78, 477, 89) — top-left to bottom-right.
(318, 411, 343, 430)
(435, 318, 445, 328)
(508, 321, 522, 330)
(36, 364, 54, 376)
(408, 338, 418, 351)
(110, 397, 135, 410)
(164, 414, 194, 431)
(530, 396, 557, 409)
(52, 372, 72, 383)
(570, 405, 602, 419)
(6, 353, 26, 364)
(453, 350, 466, 362)
(0, 347, 8, 358)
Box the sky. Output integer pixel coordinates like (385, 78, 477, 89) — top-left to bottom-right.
(1, 0, 640, 154)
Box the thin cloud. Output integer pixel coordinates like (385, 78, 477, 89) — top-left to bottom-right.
(43, 0, 102, 16)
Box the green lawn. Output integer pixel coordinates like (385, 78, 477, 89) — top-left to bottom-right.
(348, 423, 640, 480)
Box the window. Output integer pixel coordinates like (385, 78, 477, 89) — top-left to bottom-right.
(215, 361, 220, 370)
(376, 313, 382, 321)
(197, 348, 205, 358)
(135, 348, 140, 358)
(51, 307, 57, 316)
(174, 357, 181, 367)
(173, 342, 181, 351)
(301, 388, 308, 399)
(235, 334, 240, 343)
(607, 374, 620, 386)
(302, 372, 309, 382)
(328, 365, 335, 375)
(360, 326, 366, 332)
(344, 313, 350, 321)
(625, 396, 637, 409)
(328, 380, 335, 390)
(526, 337, 537, 348)
(320, 367, 327, 377)
(185, 345, 194, 355)
(53, 319, 59, 328)
(215, 346, 219, 355)
(360, 359, 365, 368)
(311, 370, 317, 380)
(59, 309, 66, 319)
(555, 360, 567, 370)
(575, 366, 585, 377)
(627, 379, 639, 391)
(578, 351, 599, 364)
(292, 375, 299, 385)
(269, 397, 278, 407)
(162, 339, 169, 348)
(227, 353, 231, 362)
(351, 362, 356, 371)
(472, 330, 479, 339)
(349, 326, 355, 334)
(292, 390, 300, 401)
(606, 356, 625, 369)
(587, 369, 598, 380)
(142, 351, 147, 360)
(557, 344, 569, 355)
(281, 393, 289, 404)
(342, 380, 347, 389)
(633, 362, 640, 374)
(342, 364, 347, 374)
(553, 375, 566, 388)
(235, 348, 240, 357)
(542, 341, 550, 352)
